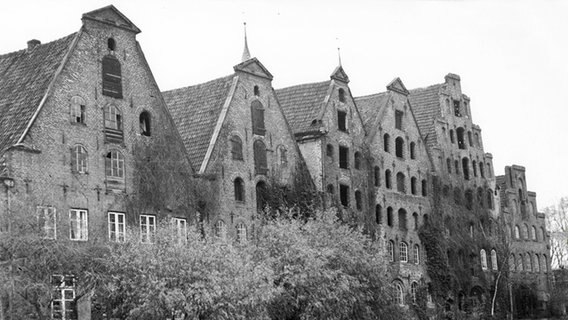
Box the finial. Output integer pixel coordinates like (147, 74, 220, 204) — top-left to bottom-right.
(241, 22, 251, 62)
(338, 47, 342, 67)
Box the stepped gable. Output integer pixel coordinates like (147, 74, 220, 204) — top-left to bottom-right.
(355, 91, 389, 134)
(275, 80, 331, 135)
(162, 75, 236, 168)
(408, 84, 442, 148)
(0, 33, 76, 153)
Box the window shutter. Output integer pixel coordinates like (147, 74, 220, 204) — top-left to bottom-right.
(251, 101, 265, 135)
(102, 55, 123, 99)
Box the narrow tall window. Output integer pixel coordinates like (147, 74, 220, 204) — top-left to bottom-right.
(354, 152, 362, 169)
(70, 96, 85, 124)
(400, 242, 408, 262)
(534, 254, 540, 273)
(374, 166, 381, 187)
(421, 179, 428, 196)
(388, 240, 395, 262)
(413, 212, 419, 230)
(104, 105, 123, 142)
(251, 101, 266, 135)
(472, 160, 478, 177)
(107, 38, 116, 51)
(71, 145, 88, 173)
(411, 282, 418, 302)
(340, 184, 349, 207)
(337, 110, 347, 132)
(395, 137, 404, 158)
(338, 88, 346, 103)
(105, 150, 125, 179)
(279, 147, 288, 167)
(387, 207, 393, 226)
(108, 212, 125, 242)
(215, 220, 227, 240)
(410, 142, 416, 159)
(51, 275, 76, 320)
(411, 177, 417, 195)
(479, 162, 485, 178)
(69, 209, 88, 241)
(253, 85, 260, 96)
(253, 140, 268, 175)
(393, 282, 404, 305)
(234, 178, 245, 202)
(480, 249, 488, 270)
(236, 223, 247, 243)
(453, 100, 461, 117)
(102, 55, 122, 98)
(449, 130, 455, 143)
(173, 218, 187, 244)
(37, 206, 56, 239)
(385, 170, 392, 189)
(139, 111, 151, 136)
(339, 146, 349, 169)
(396, 172, 406, 193)
(140, 215, 156, 243)
(383, 134, 390, 152)
(355, 190, 363, 211)
(395, 110, 403, 130)
(457, 127, 466, 149)
(398, 209, 407, 231)
(231, 135, 243, 160)
(447, 158, 452, 173)
(462, 158, 470, 180)
(468, 131, 473, 147)
(376, 205, 382, 224)
(531, 226, 537, 241)
(326, 144, 334, 160)
(515, 225, 520, 239)
(491, 249, 498, 271)
(414, 245, 420, 264)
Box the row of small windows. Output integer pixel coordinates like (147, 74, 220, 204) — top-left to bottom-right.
(479, 249, 499, 271)
(326, 184, 365, 210)
(231, 136, 287, 171)
(392, 281, 423, 306)
(508, 253, 549, 273)
(383, 134, 417, 160)
(444, 186, 494, 210)
(326, 144, 364, 170)
(445, 157, 492, 180)
(387, 240, 420, 265)
(511, 224, 546, 242)
(70, 146, 125, 179)
(382, 170, 428, 196)
(376, 207, 425, 231)
(443, 126, 480, 150)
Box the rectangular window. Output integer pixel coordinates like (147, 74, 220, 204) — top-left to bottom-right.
(340, 184, 350, 207)
(71, 104, 85, 124)
(395, 110, 403, 130)
(339, 146, 349, 169)
(102, 55, 123, 99)
(140, 214, 156, 243)
(453, 100, 462, 117)
(69, 209, 88, 241)
(337, 110, 347, 132)
(37, 206, 56, 239)
(173, 217, 187, 244)
(51, 275, 76, 320)
(108, 212, 125, 242)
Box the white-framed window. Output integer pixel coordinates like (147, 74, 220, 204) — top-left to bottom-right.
(71, 145, 88, 173)
(215, 220, 227, 240)
(393, 282, 404, 306)
(69, 209, 88, 241)
(399, 242, 408, 263)
(491, 249, 498, 271)
(173, 217, 187, 244)
(105, 150, 124, 179)
(413, 244, 420, 265)
(480, 249, 488, 270)
(37, 206, 56, 239)
(104, 105, 122, 130)
(108, 212, 125, 242)
(411, 282, 418, 303)
(140, 215, 156, 243)
(51, 274, 76, 320)
(236, 223, 247, 243)
(388, 240, 395, 262)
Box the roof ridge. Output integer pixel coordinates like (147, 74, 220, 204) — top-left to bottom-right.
(355, 91, 388, 100)
(275, 79, 330, 92)
(409, 83, 443, 93)
(0, 32, 77, 59)
(162, 74, 235, 94)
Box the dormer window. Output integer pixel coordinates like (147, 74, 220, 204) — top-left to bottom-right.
(102, 55, 122, 99)
(338, 88, 346, 103)
(107, 38, 116, 51)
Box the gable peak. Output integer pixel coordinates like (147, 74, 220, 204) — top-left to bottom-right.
(233, 57, 273, 80)
(386, 77, 409, 96)
(82, 5, 141, 34)
(330, 65, 349, 83)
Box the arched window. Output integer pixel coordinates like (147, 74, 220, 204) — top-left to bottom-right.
(395, 137, 405, 158)
(462, 157, 470, 180)
(251, 100, 265, 135)
(421, 179, 428, 196)
(104, 105, 122, 130)
(105, 150, 124, 179)
(385, 170, 392, 189)
(231, 135, 243, 160)
(414, 244, 420, 264)
(542, 255, 548, 273)
(454, 160, 460, 175)
(234, 178, 245, 202)
(518, 254, 524, 271)
(355, 190, 363, 211)
(375, 205, 382, 224)
(514, 225, 520, 239)
(215, 220, 227, 240)
(523, 224, 529, 240)
(253, 85, 260, 96)
(525, 254, 532, 272)
(487, 190, 494, 209)
(472, 160, 477, 177)
(70, 96, 86, 124)
(475, 132, 480, 146)
(253, 140, 268, 175)
(468, 131, 473, 147)
(531, 226, 537, 241)
(541, 227, 546, 242)
(236, 223, 247, 243)
(480, 249, 488, 270)
(411, 282, 418, 302)
(509, 254, 516, 272)
(71, 145, 88, 173)
(383, 134, 390, 152)
(447, 158, 452, 173)
(393, 282, 404, 305)
(410, 177, 417, 195)
(410, 142, 416, 159)
(374, 166, 380, 187)
(388, 240, 395, 261)
(479, 162, 485, 178)
(449, 129, 455, 143)
(396, 172, 406, 193)
(354, 152, 362, 170)
(400, 242, 408, 262)
(326, 144, 334, 160)
(491, 249, 498, 271)
(413, 212, 419, 230)
(486, 163, 492, 178)
(139, 111, 151, 136)
(338, 88, 346, 103)
(107, 38, 116, 51)
(387, 207, 393, 227)
(102, 55, 122, 98)
(534, 254, 540, 273)
(456, 127, 466, 149)
(398, 209, 407, 231)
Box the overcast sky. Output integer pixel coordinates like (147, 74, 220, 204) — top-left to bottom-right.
(2, 0, 567, 209)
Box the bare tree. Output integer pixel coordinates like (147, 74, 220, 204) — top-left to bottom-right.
(544, 197, 568, 268)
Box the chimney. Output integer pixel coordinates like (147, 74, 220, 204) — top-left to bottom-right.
(27, 39, 41, 50)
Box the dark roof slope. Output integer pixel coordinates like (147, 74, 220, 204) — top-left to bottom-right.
(408, 84, 442, 147)
(355, 91, 389, 134)
(275, 80, 331, 134)
(162, 75, 235, 168)
(0, 33, 76, 153)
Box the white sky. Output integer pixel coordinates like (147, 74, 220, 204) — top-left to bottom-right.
(2, 0, 567, 209)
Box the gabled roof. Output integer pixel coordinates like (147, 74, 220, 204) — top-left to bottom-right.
(386, 77, 409, 96)
(408, 84, 443, 148)
(275, 80, 331, 135)
(162, 75, 236, 169)
(354, 91, 389, 135)
(0, 33, 77, 154)
(330, 66, 349, 83)
(82, 5, 141, 34)
(233, 57, 273, 80)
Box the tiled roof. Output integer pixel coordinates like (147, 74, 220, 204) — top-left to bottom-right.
(408, 84, 442, 147)
(0, 33, 76, 153)
(162, 75, 236, 169)
(275, 80, 331, 134)
(354, 91, 389, 135)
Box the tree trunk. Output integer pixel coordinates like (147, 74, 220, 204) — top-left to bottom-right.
(491, 271, 501, 317)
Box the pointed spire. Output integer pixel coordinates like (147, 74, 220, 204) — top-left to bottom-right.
(241, 22, 251, 62)
(337, 47, 342, 67)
